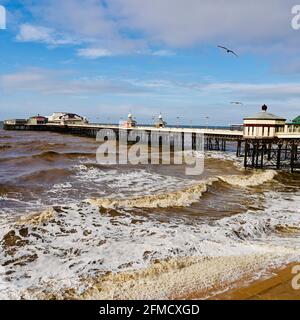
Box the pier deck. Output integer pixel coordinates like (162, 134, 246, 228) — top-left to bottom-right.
(3, 122, 243, 138)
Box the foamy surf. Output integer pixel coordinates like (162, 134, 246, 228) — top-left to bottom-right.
(11, 253, 296, 300)
(88, 170, 277, 209)
(0, 189, 299, 300)
(62, 253, 298, 300)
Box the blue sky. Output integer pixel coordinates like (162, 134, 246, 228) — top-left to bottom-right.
(0, 0, 300, 125)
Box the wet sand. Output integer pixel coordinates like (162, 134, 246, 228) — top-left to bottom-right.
(211, 263, 300, 300)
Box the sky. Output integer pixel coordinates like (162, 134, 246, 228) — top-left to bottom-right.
(0, 0, 300, 125)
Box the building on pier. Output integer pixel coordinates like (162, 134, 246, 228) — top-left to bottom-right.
(154, 114, 167, 128)
(48, 112, 88, 125)
(286, 116, 300, 134)
(242, 105, 300, 171)
(243, 105, 286, 138)
(120, 113, 137, 128)
(27, 115, 48, 125)
(4, 119, 27, 125)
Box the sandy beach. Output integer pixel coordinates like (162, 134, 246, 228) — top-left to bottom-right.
(211, 263, 300, 300)
(176, 263, 300, 300)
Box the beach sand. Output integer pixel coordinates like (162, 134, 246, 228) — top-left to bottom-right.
(177, 263, 300, 300)
(211, 263, 300, 300)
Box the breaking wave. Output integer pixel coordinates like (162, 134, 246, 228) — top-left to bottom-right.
(219, 170, 277, 187)
(88, 170, 277, 209)
(88, 179, 215, 208)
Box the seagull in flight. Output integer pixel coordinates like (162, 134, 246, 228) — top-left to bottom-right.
(230, 101, 243, 105)
(218, 45, 238, 57)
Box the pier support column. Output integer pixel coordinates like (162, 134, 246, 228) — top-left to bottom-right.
(244, 141, 249, 168)
(222, 139, 226, 151)
(276, 144, 282, 169)
(251, 142, 256, 168)
(267, 143, 272, 161)
(291, 143, 296, 173)
(236, 140, 241, 157)
(255, 141, 260, 167)
(260, 143, 265, 168)
(192, 132, 196, 151)
(284, 143, 289, 160)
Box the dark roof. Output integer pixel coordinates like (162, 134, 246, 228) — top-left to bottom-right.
(59, 113, 83, 119)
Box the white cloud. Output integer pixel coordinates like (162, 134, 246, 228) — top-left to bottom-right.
(113, 0, 294, 49)
(17, 24, 78, 45)
(152, 50, 175, 57)
(19, 0, 124, 52)
(2, 67, 300, 106)
(17, 24, 53, 43)
(26, 0, 116, 39)
(77, 48, 113, 58)
(2, 67, 300, 123)
(17, 0, 300, 56)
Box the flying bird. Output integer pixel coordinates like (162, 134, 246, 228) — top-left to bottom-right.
(217, 45, 238, 57)
(230, 101, 243, 105)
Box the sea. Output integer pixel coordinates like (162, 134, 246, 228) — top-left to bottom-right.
(0, 126, 299, 299)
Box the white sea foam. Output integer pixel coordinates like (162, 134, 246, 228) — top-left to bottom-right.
(73, 165, 198, 197)
(0, 189, 299, 299)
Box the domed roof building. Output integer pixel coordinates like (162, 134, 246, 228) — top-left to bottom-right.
(243, 105, 286, 138)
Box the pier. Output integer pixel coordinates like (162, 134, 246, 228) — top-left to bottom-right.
(3, 106, 300, 172)
(2, 121, 243, 151)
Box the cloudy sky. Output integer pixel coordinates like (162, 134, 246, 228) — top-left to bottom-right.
(0, 0, 300, 125)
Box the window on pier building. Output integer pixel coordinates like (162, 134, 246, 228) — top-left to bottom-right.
(275, 126, 284, 133)
(292, 125, 300, 133)
(287, 125, 299, 133)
